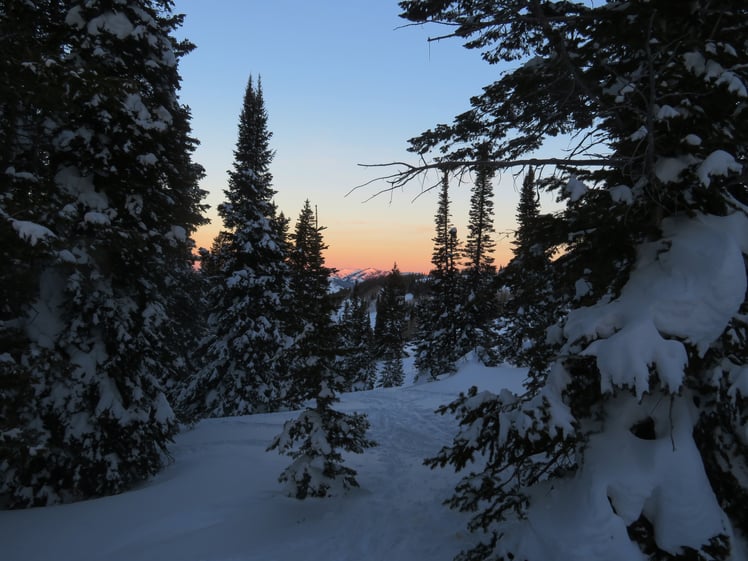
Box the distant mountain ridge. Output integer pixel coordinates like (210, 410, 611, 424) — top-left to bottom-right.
(328, 267, 387, 293)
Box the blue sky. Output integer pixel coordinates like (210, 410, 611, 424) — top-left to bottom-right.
(174, 0, 525, 272)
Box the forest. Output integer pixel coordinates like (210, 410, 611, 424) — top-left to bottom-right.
(1, 2, 747, 561)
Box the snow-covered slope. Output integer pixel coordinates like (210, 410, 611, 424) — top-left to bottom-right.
(0, 358, 527, 561)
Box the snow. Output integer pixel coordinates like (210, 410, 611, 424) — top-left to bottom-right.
(729, 366, 748, 402)
(64, 6, 86, 30)
(654, 149, 741, 187)
(24, 269, 66, 349)
(654, 156, 692, 183)
(608, 184, 633, 204)
(565, 175, 588, 202)
(484, 208, 748, 560)
(683, 51, 747, 96)
(137, 153, 158, 166)
(629, 125, 647, 141)
(87, 12, 134, 39)
(697, 150, 742, 187)
(55, 166, 108, 210)
(83, 211, 111, 225)
(166, 225, 187, 243)
(1, 338, 745, 561)
(716, 70, 747, 97)
(496, 393, 731, 561)
(574, 277, 592, 298)
(0, 358, 526, 561)
(565, 212, 747, 394)
(656, 105, 680, 120)
(5, 166, 38, 182)
(11, 220, 56, 246)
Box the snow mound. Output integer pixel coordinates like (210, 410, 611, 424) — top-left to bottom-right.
(497, 394, 729, 561)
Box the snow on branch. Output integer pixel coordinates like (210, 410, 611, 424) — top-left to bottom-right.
(11, 219, 56, 246)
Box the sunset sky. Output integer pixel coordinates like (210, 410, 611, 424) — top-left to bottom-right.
(174, 1, 551, 273)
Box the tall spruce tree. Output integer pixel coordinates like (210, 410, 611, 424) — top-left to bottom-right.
(269, 201, 375, 499)
(178, 76, 291, 419)
(414, 172, 467, 379)
(499, 168, 562, 374)
(463, 148, 499, 362)
(373, 264, 407, 387)
(338, 283, 377, 391)
(1, 1, 65, 504)
(1, 0, 206, 507)
(400, 1, 748, 560)
(285, 200, 335, 385)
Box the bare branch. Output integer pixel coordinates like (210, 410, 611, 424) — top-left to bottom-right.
(348, 156, 618, 199)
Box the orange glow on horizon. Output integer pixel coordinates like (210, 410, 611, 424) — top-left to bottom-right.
(192, 222, 513, 276)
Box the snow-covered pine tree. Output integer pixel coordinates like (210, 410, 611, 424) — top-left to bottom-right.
(399, 1, 748, 559)
(373, 264, 407, 387)
(178, 76, 291, 419)
(462, 145, 499, 363)
(338, 283, 377, 391)
(414, 172, 466, 379)
(0, 1, 70, 508)
(1, 0, 207, 507)
(269, 201, 375, 499)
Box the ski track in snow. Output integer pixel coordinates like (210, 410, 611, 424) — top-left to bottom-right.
(0, 360, 526, 561)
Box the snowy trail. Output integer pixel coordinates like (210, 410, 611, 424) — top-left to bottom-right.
(0, 361, 526, 561)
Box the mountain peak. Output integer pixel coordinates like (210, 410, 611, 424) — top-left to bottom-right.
(328, 267, 388, 293)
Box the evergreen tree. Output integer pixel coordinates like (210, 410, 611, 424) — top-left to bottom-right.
(463, 147, 499, 362)
(378, 355, 406, 389)
(0, 1, 65, 504)
(269, 201, 375, 499)
(1, 0, 206, 507)
(401, 1, 748, 560)
(178, 76, 291, 419)
(163, 260, 209, 403)
(285, 200, 335, 386)
(338, 283, 377, 391)
(373, 264, 407, 387)
(464, 148, 497, 275)
(499, 168, 562, 375)
(414, 172, 467, 379)
(373, 264, 406, 357)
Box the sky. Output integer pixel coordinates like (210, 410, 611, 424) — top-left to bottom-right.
(173, 0, 542, 273)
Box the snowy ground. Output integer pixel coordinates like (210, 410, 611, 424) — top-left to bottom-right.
(0, 357, 527, 561)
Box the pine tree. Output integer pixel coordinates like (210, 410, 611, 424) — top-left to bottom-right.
(1, 0, 207, 507)
(463, 147, 499, 362)
(414, 172, 466, 379)
(269, 201, 375, 499)
(178, 76, 291, 419)
(338, 283, 377, 391)
(378, 355, 406, 389)
(0, 1, 65, 501)
(401, 1, 748, 560)
(373, 264, 407, 387)
(285, 200, 335, 389)
(499, 168, 562, 376)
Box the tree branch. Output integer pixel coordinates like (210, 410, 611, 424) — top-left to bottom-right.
(348, 157, 618, 199)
